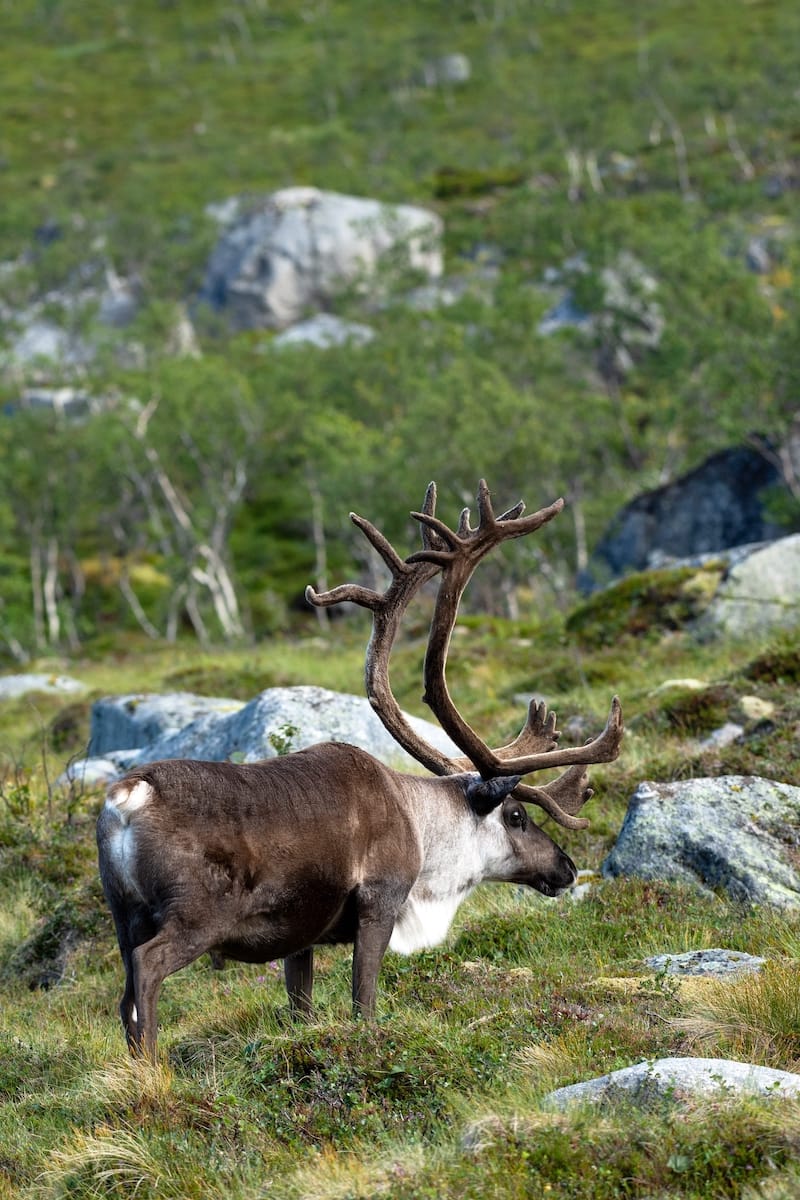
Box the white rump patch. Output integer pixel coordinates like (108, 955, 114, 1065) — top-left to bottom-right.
(104, 820, 145, 901)
(107, 780, 153, 822)
(102, 781, 152, 901)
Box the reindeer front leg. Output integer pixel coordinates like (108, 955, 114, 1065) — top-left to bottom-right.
(351, 885, 405, 1018)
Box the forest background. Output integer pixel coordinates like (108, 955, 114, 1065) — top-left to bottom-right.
(1, 0, 799, 662)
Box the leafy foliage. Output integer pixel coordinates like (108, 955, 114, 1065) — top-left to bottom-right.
(0, 0, 798, 657)
(1, 4, 800, 1190)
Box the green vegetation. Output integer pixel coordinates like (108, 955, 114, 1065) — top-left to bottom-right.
(2, 1, 800, 1195)
(1, 0, 799, 658)
(2, 614, 800, 1197)
(565, 563, 725, 648)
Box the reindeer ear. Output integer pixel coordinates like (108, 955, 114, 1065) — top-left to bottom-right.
(465, 774, 522, 817)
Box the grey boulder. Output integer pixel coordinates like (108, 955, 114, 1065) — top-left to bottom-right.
(126, 685, 459, 769)
(603, 776, 800, 908)
(584, 445, 785, 586)
(89, 692, 245, 755)
(272, 314, 375, 349)
(69, 685, 460, 784)
(0, 673, 86, 700)
(701, 533, 800, 638)
(644, 949, 765, 977)
(544, 1057, 800, 1109)
(201, 187, 443, 330)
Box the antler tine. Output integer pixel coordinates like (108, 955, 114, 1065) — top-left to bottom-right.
(496, 698, 560, 757)
(415, 480, 623, 786)
(448, 705, 609, 829)
(497, 696, 625, 775)
(306, 483, 460, 778)
(350, 512, 411, 575)
(476, 476, 495, 526)
(419, 481, 444, 553)
(305, 582, 381, 611)
(410, 488, 565, 566)
(515, 781, 590, 830)
(449, 699, 560, 771)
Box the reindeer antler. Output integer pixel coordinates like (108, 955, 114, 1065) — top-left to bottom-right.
(411, 479, 624, 780)
(307, 480, 623, 829)
(307, 483, 453, 776)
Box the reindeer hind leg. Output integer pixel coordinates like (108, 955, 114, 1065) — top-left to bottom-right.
(131, 924, 211, 1057)
(284, 948, 315, 1019)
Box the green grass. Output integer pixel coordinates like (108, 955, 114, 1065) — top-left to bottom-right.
(2, 874, 799, 1198)
(2, 0, 800, 1192)
(1, 616, 800, 1197)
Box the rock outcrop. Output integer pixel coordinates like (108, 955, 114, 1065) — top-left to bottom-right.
(0, 673, 86, 700)
(701, 533, 800, 638)
(201, 187, 443, 330)
(272, 313, 375, 349)
(585, 446, 788, 587)
(543, 1057, 800, 1109)
(88, 692, 244, 756)
(603, 776, 800, 908)
(64, 685, 460, 785)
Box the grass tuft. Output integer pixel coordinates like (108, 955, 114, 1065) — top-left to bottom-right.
(673, 962, 800, 1070)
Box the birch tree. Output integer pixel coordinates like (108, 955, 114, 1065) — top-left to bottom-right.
(112, 361, 260, 642)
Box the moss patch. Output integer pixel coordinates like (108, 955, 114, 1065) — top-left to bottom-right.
(566, 565, 725, 649)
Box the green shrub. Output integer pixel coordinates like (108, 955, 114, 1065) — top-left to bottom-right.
(566, 565, 725, 649)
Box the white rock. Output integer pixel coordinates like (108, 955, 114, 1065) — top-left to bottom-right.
(703, 534, 800, 638)
(78, 686, 460, 781)
(89, 693, 245, 755)
(603, 776, 800, 908)
(272, 314, 375, 349)
(649, 678, 707, 695)
(7, 319, 94, 368)
(201, 188, 443, 330)
(57, 757, 124, 788)
(544, 1057, 800, 1109)
(0, 673, 86, 700)
(422, 53, 471, 87)
(697, 721, 744, 751)
(129, 685, 459, 769)
(644, 949, 765, 977)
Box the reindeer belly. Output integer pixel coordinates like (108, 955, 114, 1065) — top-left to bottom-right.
(207, 872, 356, 963)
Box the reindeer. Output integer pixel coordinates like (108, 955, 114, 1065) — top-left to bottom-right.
(97, 480, 623, 1055)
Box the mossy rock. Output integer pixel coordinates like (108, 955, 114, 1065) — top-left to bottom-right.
(566, 564, 724, 649)
(2, 883, 106, 988)
(47, 700, 92, 756)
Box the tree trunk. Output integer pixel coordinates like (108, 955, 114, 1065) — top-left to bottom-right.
(120, 567, 162, 640)
(30, 537, 45, 651)
(43, 537, 61, 646)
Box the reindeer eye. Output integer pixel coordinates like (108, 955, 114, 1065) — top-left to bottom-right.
(507, 806, 527, 830)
